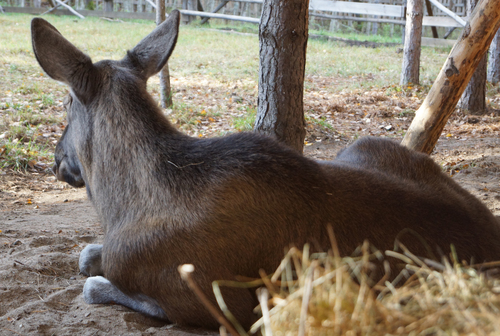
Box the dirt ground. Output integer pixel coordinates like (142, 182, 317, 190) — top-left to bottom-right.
(1, 76, 500, 335)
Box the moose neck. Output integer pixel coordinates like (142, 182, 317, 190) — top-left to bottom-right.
(86, 84, 190, 231)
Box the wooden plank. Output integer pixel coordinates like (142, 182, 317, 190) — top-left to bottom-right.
(4, 6, 49, 13)
(53, 0, 85, 18)
(421, 36, 456, 47)
(310, 0, 403, 17)
(422, 16, 463, 27)
(39, 0, 68, 15)
(427, 0, 466, 26)
(3, 7, 45, 15)
(233, 0, 262, 3)
(311, 12, 405, 25)
(180, 9, 259, 23)
(201, 0, 229, 24)
(3, 6, 156, 19)
(2, 3, 464, 28)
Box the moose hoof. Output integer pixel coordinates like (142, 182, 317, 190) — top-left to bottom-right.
(83, 276, 115, 304)
(79, 244, 103, 276)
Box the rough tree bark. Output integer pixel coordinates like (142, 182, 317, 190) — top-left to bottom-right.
(254, 0, 309, 153)
(401, 0, 500, 154)
(459, 0, 487, 115)
(459, 55, 487, 113)
(400, 0, 424, 85)
(488, 29, 500, 84)
(156, 2, 173, 108)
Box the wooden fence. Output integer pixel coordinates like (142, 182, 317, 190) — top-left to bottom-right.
(2, 0, 466, 45)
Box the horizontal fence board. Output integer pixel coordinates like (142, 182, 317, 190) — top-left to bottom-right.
(180, 9, 259, 23)
(422, 16, 463, 27)
(232, 0, 262, 3)
(3, 6, 465, 29)
(3, 4, 464, 45)
(311, 12, 405, 25)
(310, 0, 403, 17)
(3, 6, 156, 19)
(427, 0, 466, 26)
(421, 36, 456, 47)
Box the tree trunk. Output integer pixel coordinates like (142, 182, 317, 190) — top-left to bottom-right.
(157, 0, 173, 108)
(488, 28, 500, 84)
(459, 0, 487, 115)
(254, 0, 309, 153)
(459, 54, 487, 114)
(400, 0, 424, 85)
(401, 0, 500, 154)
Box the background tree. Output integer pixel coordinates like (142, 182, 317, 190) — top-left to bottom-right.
(400, 0, 424, 85)
(157, 0, 173, 108)
(254, 0, 309, 153)
(488, 29, 500, 84)
(459, 0, 487, 115)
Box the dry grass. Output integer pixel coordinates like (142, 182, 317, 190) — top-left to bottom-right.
(199, 229, 500, 336)
(244, 239, 500, 336)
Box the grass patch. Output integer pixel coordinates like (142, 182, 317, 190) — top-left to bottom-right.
(171, 101, 207, 130)
(0, 138, 52, 171)
(306, 115, 335, 131)
(232, 107, 256, 132)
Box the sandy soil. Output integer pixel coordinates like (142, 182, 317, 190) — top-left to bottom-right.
(2, 76, 500, 335)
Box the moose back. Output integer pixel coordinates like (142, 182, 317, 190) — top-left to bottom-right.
(31, 10, 500, 330)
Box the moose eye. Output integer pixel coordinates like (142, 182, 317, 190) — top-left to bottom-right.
(63, 95, 73, 109)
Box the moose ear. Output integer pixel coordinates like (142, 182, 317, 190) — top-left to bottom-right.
(125, 10, 180, 79)
(31, 18, 96, 100)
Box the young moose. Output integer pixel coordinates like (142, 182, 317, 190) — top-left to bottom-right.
(32, 11, 500, 330)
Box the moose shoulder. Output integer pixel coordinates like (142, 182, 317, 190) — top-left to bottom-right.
(31, 11, 500, 330)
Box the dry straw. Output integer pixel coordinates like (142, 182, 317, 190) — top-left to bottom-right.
(249, 231, 500, 336)
(180, 228, 500, 336)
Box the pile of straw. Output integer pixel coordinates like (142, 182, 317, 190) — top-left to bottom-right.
(180, 230, 500, 336)
(249, 240, 500, 336)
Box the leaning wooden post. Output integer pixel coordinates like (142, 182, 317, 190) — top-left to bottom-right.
(156, 0, 173, 108)
(401, 0, 500, 154)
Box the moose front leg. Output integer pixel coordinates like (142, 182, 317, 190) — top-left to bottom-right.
(80, 244, 169, 320)
(83, 276, 169, 320)
(79, 244, 104, 276)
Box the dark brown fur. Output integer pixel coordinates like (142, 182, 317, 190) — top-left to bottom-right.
(31, 11, 500, 330)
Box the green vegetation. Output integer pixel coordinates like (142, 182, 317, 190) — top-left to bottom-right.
(232, 107, 256, 132)
(0, 138, 52, 171)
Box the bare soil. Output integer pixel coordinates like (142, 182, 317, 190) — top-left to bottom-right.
(1, 76, 500, 335)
